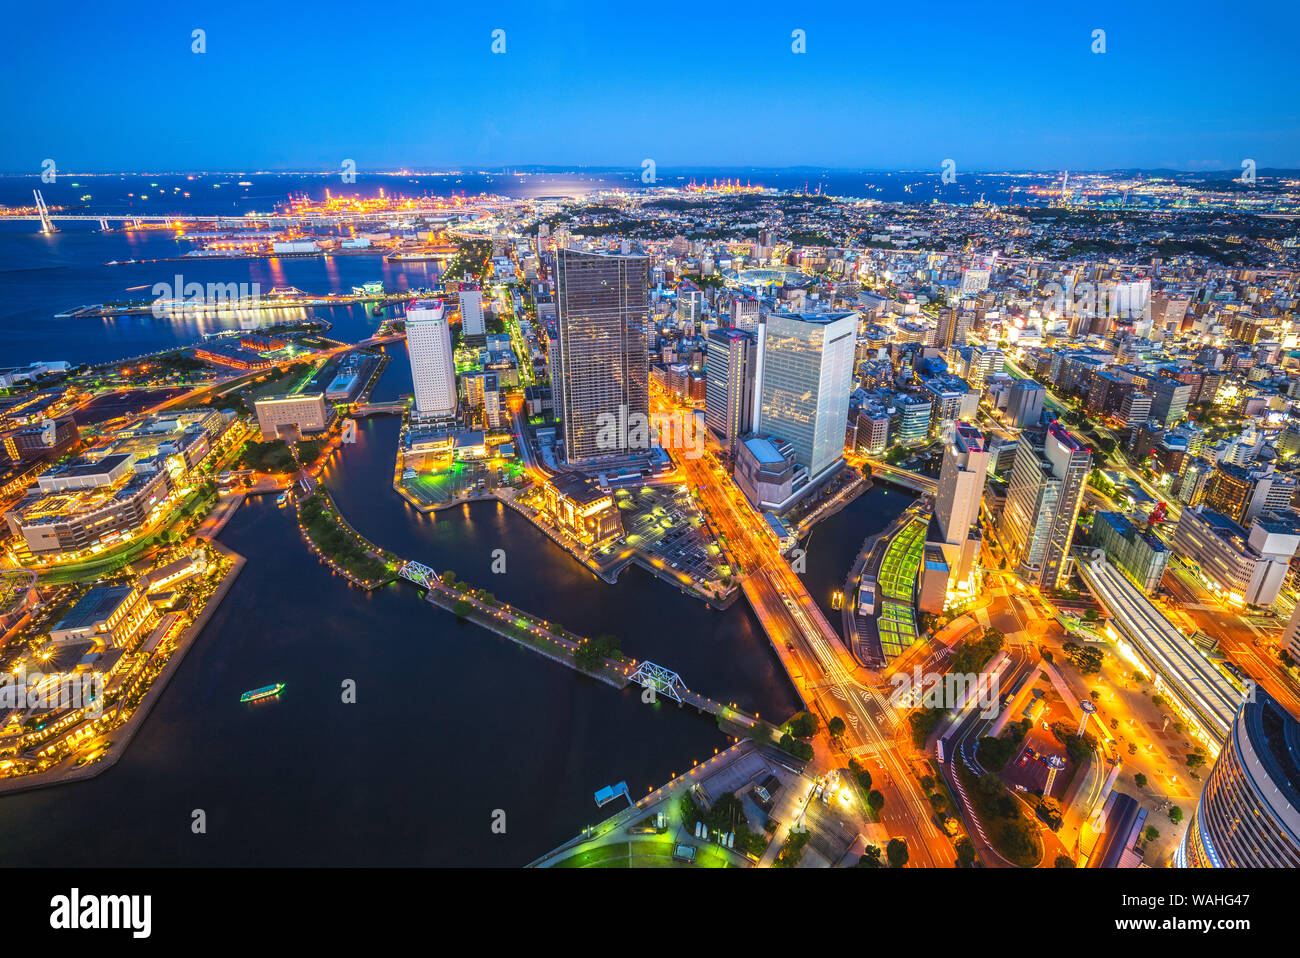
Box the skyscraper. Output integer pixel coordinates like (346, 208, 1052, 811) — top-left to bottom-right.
(934, 421, 990, 582)
(752, 311, 857, 484)
(1005, 379, 1045, 427)
(458, 288, 485, 338)
(1176, 690, 1300, 868)
(999, 422, 1091, 589)
(406, 300, 457, 421)
(554, 248, 650, 465)
(704, 328, 755, 459)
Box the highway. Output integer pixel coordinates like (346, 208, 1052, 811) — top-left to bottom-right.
(650, 389, 953, 866)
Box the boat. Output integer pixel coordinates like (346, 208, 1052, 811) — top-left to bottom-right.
(240, 683, 285, 703)
(276, 491, 290, 508)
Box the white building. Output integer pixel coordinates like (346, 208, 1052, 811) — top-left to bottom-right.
(406, 300, 458, 421)
(934, 422, 990, 582)
(459, 289, 485, 338)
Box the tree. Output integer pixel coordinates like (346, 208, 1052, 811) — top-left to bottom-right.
(1186, 752, 1206, 770)
(828, 716, 846, 739)
(1134, 773, 1147, 789)
(886, 838, 909, 868)
(857, 845, 883, 868)
(453, 599, 472, 619)
(788, 711, 819, 738)
(1168, 806, 1184, 824)
(849, 758, 871, 794)
(1054, 854, 1076, 868)
(1037, 797, 1064, 832)
(955, 837, 977, 868)
(1144, 825, 1160, 843)
(867, 790, 886, 814)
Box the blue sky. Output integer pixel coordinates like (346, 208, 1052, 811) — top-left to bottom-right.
(3, 0, 1297, 173)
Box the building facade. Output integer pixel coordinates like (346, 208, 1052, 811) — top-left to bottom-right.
(555, 249, 650, 465)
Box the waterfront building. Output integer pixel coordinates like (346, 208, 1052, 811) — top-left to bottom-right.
(751, 311, 856, 488)
(254, 393, 330, 440)
(540, 472, 622, 547)
(999, 423, 1091, 589)
(407, 300, 458, 422)
(554, 249, 650, 466)
(734, 436, 800, 511)
(49, 581, 157, 647)
(1176, 690, 1300, 868)
(854, 402, 891, 456)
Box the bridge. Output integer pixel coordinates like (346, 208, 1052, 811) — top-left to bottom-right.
(860, 459, 937, 495)
(353, 399, 409, 417)
(395, 561, 766, 734)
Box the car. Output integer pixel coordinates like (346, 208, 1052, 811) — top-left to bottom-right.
(1025, 747, 1034, 756)
(1018, 753, 1030, 767)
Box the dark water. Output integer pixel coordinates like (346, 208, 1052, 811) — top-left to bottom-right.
(0, 168, 1062, 368)
(0, 412, 927, 866)
(0, 228, 438, 367)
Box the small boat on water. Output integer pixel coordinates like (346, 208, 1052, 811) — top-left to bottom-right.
(240, 683, 285, 703)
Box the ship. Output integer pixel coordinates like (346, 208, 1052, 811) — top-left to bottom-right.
(240, 683, 285, 703)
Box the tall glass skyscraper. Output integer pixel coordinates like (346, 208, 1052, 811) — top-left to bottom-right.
(554, 248, 650, 465)
(999, 422, 1091, 589)
(751, 311, 857, 483)
(1177, 690, 1300, 868)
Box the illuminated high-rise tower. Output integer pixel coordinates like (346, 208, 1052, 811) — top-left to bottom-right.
(554, 248, 650, 465)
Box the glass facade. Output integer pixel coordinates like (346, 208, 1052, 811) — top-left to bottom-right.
(555, 249, 650, 464)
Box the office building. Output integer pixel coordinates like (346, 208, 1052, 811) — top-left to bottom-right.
(999, 423, 1092, 589)
(1202, 462, 1297, 526)
(1091, 511, 1170, 595)
(934, 422, 990, 582)
(407, 300, 458, 421)
(752, 311, 857, 485)
(49, 582, 157, 648)
(1172, 506, 1300, 607)
(1148, 375, 1192, 427)
(458, 289, 485, 338)
(554, 249, 650, 465)
(734, 436, 801, 511)
(1004, 380, 1045, 428)
(854, 402, 891, 456)
(704, 328, 755, 459)
(1176, 691, 1300, 868)
(729, 297, 760, 332)
(254, 393, 330, 440)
